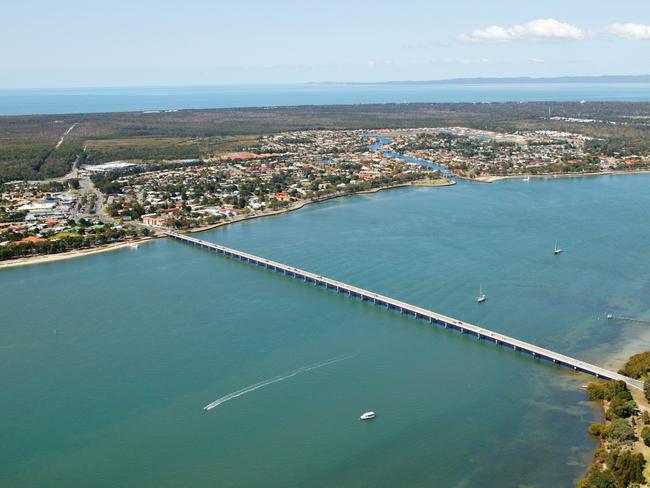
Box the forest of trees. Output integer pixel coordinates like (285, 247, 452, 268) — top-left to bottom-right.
(581, 380, 646, 488)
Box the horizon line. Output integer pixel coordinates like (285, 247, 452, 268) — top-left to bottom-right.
(2, 73, 650, 91)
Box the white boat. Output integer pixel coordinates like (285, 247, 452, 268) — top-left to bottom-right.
(523, 175, 530, 182)
(359, 411, 376, 420)
(476, 285, 487, 303)
(129, 243, 139, 250)
(554, 240, 562, 255)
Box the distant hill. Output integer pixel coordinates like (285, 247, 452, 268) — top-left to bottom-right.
(314, 75, 650, 85)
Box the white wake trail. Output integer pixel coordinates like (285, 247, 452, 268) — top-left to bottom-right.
(203, 355, 353, 411)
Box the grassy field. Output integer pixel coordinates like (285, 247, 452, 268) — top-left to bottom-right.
(2, 102, 650, 181)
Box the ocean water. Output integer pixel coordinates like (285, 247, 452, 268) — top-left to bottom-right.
(1, 82, 650, 116)
(3, 175, 650, 487)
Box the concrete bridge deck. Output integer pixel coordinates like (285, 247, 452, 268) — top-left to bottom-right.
(165, 231, 643, 391)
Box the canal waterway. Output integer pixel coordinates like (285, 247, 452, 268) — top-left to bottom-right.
(3, 174, 650, 487)
(369, 134, 453, 177)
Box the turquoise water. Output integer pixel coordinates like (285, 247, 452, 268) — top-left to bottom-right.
(3, 175, 650, 486)
(2, 82, 650, 115)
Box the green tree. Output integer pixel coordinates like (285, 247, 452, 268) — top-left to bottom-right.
(618, 351, 650, 379)
(604, 418, 636, 443)
(608, 382, 632, 401)
(609, 449, 645, 487)
(577, 469, 616, 488)
(589, 423, 603, 437)
(644, 378, 650, 401)
(606, 395, 637, 419)
(588, 383, 605, 401)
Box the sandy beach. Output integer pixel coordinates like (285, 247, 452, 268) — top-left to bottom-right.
(0, 237, 158, 269)
(472, 169, 650, 183)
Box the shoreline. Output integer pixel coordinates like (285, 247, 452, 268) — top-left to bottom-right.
(186, 178, 454, 234)
(579, 328, 650, 485)
(0, 179, 453, 268)
(582, 349, 650, 485)
(0, 237, 158, 269)
(6, 168, 650, 268)
(1, 169, 647, 270)
(470, 169, 650, 183)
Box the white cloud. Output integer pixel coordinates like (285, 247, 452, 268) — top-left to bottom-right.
(603, 23, 650, 40)
(459, 18, 593, 43)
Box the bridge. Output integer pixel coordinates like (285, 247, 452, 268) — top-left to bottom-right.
(165, 231, 643, 391)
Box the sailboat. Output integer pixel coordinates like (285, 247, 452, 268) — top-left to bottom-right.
(476, 285, 487, 303)
(523, 175, 530, 182)
(554, 240, 562, 255)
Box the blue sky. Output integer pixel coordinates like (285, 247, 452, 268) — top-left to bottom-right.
(1, 0, 649, 88)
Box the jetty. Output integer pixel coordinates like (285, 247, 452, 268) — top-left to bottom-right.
(165, 231, 643, 391)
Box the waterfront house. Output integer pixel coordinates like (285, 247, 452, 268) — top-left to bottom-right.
(15, 236, 48, 245)
(274, 192, 291, 202)
(141, 214, 168, 227)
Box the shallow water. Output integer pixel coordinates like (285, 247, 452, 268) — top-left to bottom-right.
(3, 175, 650, 487)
